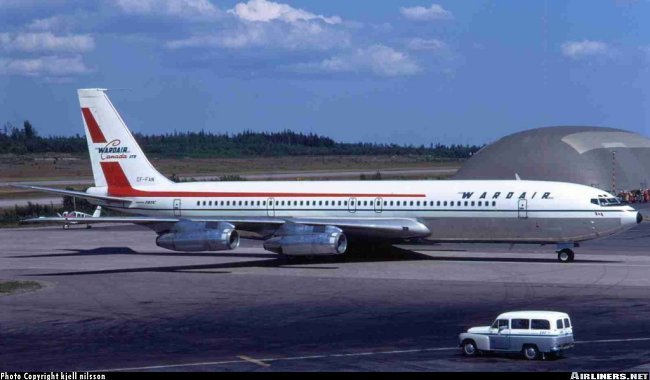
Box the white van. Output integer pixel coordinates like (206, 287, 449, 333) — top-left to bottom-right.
(459, 311, 574, 360)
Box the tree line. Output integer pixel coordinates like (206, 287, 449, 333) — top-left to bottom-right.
(1, 121, 482, 158)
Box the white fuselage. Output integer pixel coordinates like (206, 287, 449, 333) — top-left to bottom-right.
(89, 179, 640, 243)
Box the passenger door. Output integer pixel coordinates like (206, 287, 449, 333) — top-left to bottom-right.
(374, 197, 383, 213)
(348, 197, 357, 213)
(173, 199, 181, 217)
(517, 199, 528, 219)
(489, 319, 510, 350)
(267, 197, 275, 217)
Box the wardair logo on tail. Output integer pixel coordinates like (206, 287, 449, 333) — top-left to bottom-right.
(97, 139, 133, 160)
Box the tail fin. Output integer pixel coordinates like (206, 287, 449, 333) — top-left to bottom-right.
(78, 89, 171, 188)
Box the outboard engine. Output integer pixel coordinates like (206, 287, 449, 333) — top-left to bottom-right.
(156, 221, 239, 252)
(263, 224, 347, 256)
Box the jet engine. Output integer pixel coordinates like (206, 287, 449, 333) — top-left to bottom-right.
(156, 221, 239, 252)
(263, 224, 347, 256)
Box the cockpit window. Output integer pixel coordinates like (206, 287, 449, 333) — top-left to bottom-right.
(592, 198, 621, 206)
(491, 319, 509, 329)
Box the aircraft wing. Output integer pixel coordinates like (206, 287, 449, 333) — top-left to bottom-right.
(11, 185, 132, 206)
(20, 215, 430, 239)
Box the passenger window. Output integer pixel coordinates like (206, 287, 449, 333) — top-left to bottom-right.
(492, 201, 496, 206)
(226, 201, 230, 206)
(281, 201, 285, 206)
(319, 201, 323, 206)
(416, 201, 420, 206)
(564, 318, 571, 328)
(306, 201, 310, 206)
(531, 319, 550, 330)
(196, 201, 200, 206)
(293, 201, 297, 206)
(363, 201, 367, 206)
(370, 201, 373, 206)
(344, 201, 347, 206)
(478, 201, 482, 206)
(221, 201, 224, 206)
(244, 201, 247, 206)
(556, 319, 564, 329)
(450, 201, 454, 206)
(300, 201, 303, 206)
(471, 201, 475, 206)
(338, 201, 342, 206)
(390, 201, 393, 206)
(464, 201, 468, 206)
(384, 201, 388, 206)
(443, 201, 447, 206)
(410, 201, 414, 206)
(276, 201, 279, 206)
(325, 201, 329, 206)
(437, 201, 440, 206)
(263, 201, 266, 206)
(239, 201, 242, 206)
(397, 201, 400, 206)
(511, 319, 530, 329)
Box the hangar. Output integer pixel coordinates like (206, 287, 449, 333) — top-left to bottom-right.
(454, 126, 650, 195)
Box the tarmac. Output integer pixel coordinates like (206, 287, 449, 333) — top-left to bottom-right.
(1, 221, 650, 372)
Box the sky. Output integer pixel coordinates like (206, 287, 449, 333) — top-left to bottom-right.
(0, 0, 649, 146)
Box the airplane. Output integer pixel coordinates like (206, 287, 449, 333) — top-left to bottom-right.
(56, 206, 102, 229)
(16, 88, 643, 262)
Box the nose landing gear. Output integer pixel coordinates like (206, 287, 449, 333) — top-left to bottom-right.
(557, 248, 575, 263)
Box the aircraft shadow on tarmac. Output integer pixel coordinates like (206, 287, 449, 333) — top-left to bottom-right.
(23, 245, 616, 277)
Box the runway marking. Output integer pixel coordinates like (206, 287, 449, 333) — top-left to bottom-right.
(91, 346, 457, 371)
(90, 337, 650, 371)
(238, 355, 271, 367)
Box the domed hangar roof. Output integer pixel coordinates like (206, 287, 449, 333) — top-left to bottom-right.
(454, 126, 650, 192)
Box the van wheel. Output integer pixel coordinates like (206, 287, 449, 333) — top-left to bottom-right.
(462, 340, 478, 357)
(523, 345, 539, 360)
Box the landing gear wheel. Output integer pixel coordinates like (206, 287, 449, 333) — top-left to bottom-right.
(557, 249, 574, 263)
(462, 340, 478, 357)
(523, 345, 539, 360)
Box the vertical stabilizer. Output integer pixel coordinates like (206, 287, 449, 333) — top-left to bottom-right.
(78, 89, 171, 189)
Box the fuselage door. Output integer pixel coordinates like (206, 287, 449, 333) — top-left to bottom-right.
(173, 199, 181, 217)
(374, 197, 383, 213)
(518, 198, 528, 219)
(348, 197, 357, 213)
(267, 197, 275, 217)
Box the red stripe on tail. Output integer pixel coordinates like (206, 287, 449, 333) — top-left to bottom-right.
(100, 161, 135, 196)
(81, 108, 107, 143)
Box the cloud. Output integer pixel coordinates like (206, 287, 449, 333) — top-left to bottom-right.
(228, 0, 341, 25)
(400, 4, 453, 21)
(167, 21, 349, 50)
(561, 40, 609, 59)
(295, 45, 421, 76)
(406, 38, 447, 51)
(167, 0, 348, 51)
(0, 32, 94, 52)
(0, 55, 91, 76)
(27, 16, 69, 31)
(114, 0, 221, 20)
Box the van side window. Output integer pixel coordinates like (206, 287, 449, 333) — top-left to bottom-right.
(511, 319, 529, 329)
(531, 319, 550, 330)
(556, 319, 564, 329)
(564, 318, 571, 328)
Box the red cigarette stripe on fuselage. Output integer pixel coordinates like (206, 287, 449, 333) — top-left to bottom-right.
(99, 162, 425, 198)
(82, 108, 107, 143)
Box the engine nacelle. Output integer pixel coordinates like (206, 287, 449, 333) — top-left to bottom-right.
(263, 224, 347, 256)
(156, 222, 240, 252)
